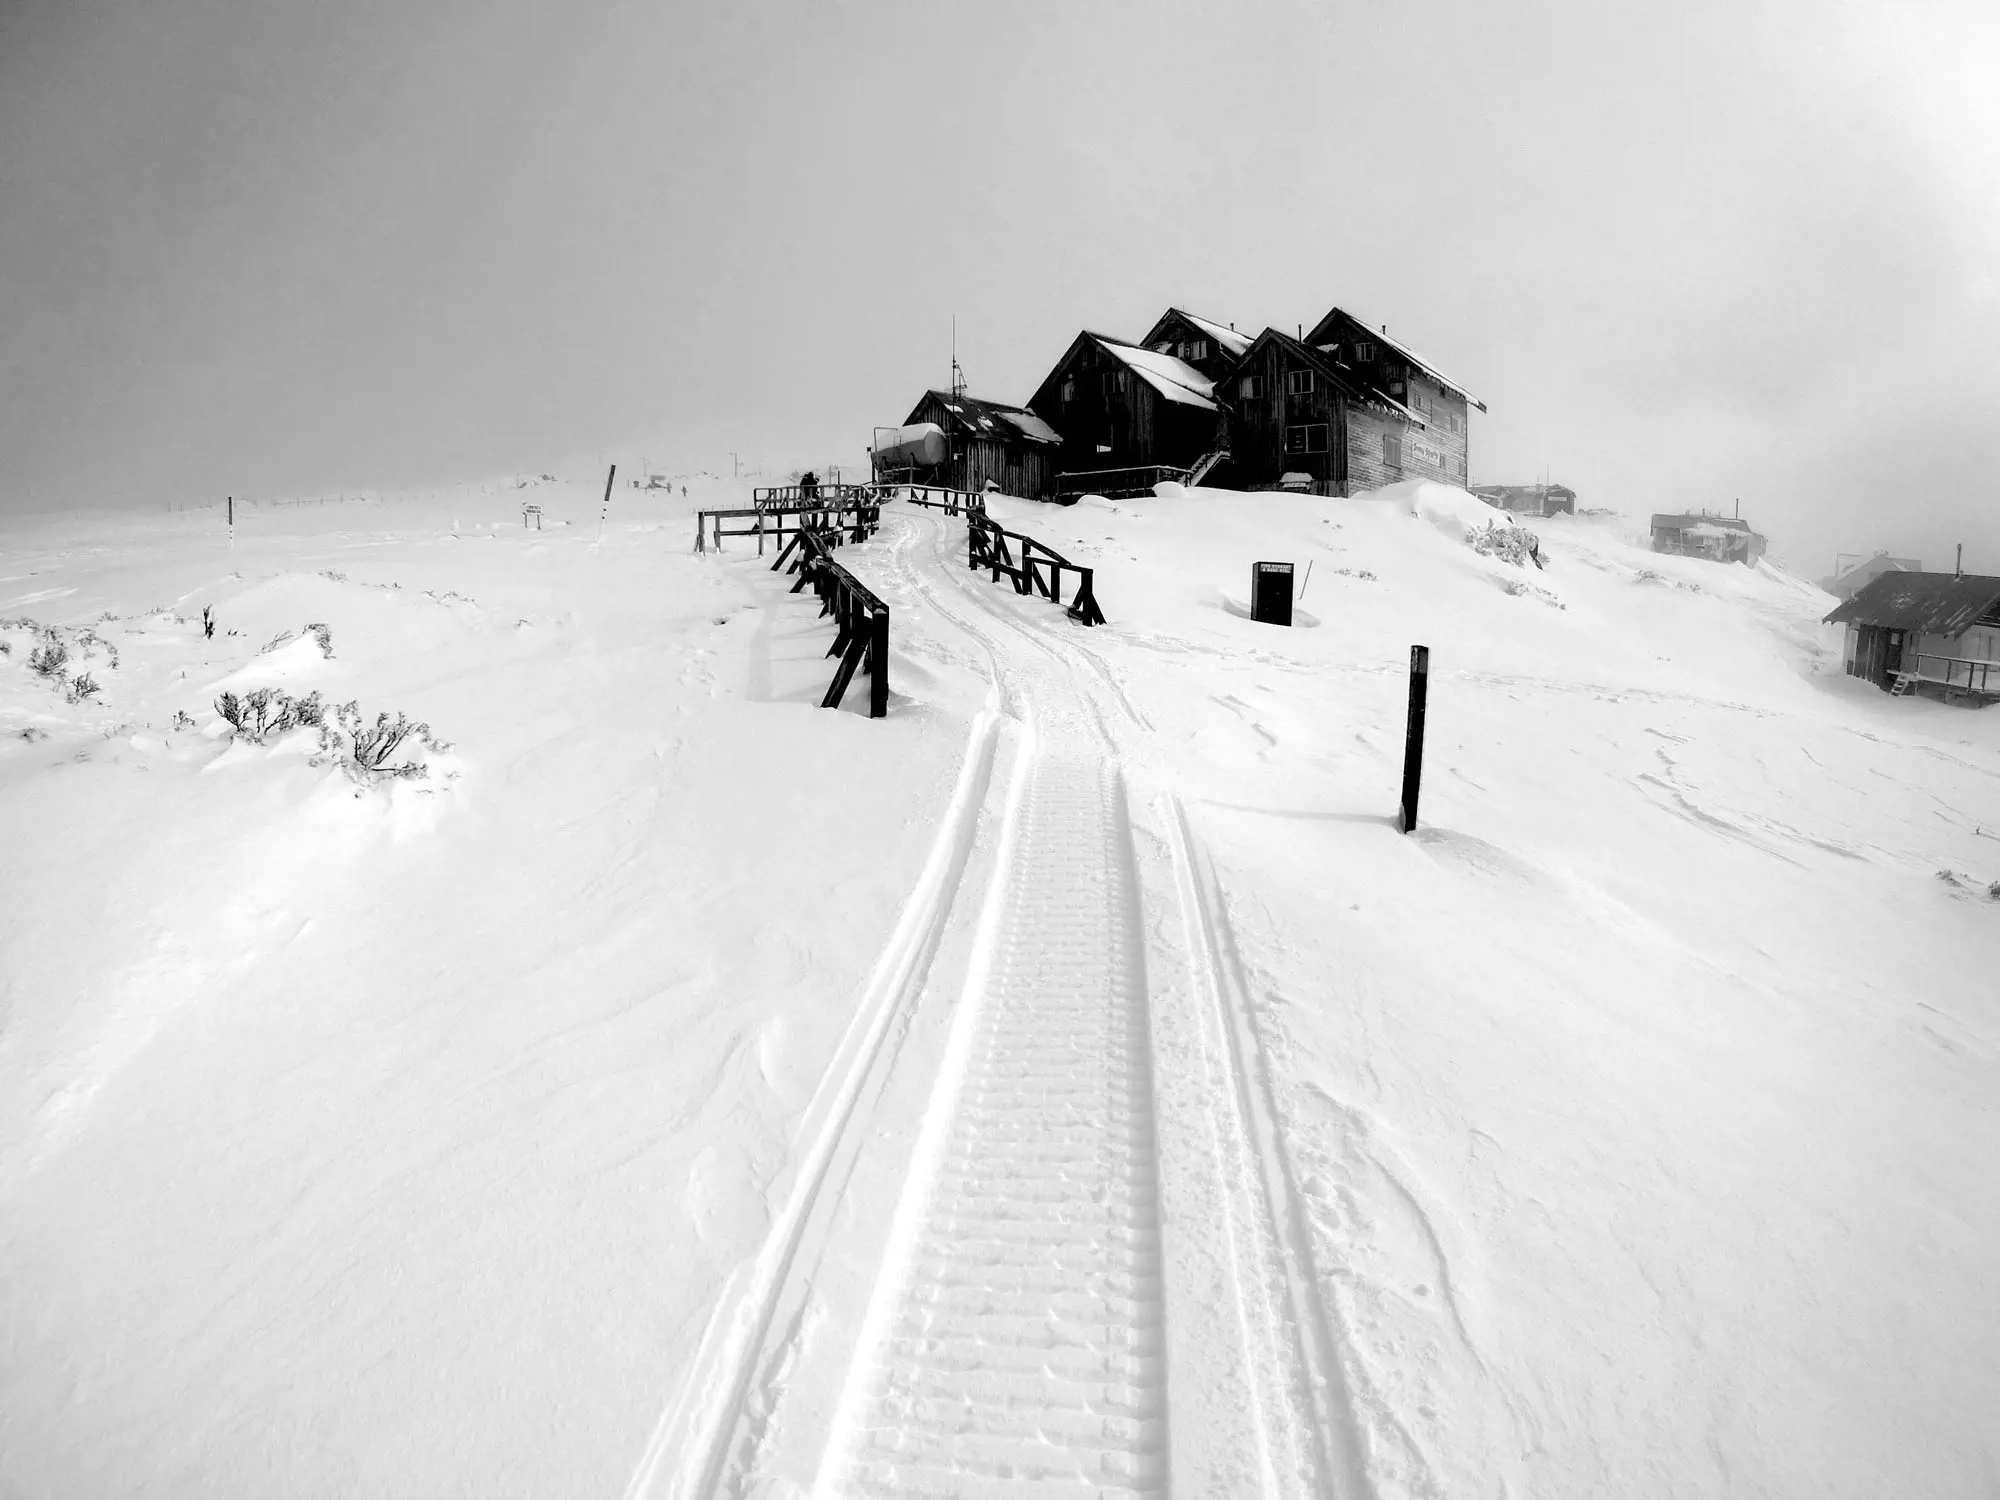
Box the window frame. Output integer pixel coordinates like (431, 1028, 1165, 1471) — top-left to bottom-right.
(1285, 369, 1315, 396)
(1238, 374, 1265, 401)
(1383, 431, 1403, 467)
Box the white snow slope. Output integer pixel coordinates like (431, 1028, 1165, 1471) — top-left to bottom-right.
(2, 477, 1995, 1500)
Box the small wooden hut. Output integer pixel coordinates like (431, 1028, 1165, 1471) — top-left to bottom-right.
(1823, 571, 2000, 698)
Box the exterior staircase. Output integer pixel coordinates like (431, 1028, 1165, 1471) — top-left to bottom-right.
(1186, 450, 1228, 486)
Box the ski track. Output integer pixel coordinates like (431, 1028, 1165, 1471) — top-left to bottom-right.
(639, 502, 1368, 1499)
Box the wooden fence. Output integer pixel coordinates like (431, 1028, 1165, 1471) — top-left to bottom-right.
(752, 483, 881, 509)
(1053, 464, 1191, 501)
(900, 485, 987, 516)
(695, 502, 880, 554)
(777, 527, 890, 716)
(966, 514, 1105, 626)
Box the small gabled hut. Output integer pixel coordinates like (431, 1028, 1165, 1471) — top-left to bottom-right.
(1471, 483, 1577, 517)
(1820, 552, 1923, 602)
(1026, 332, 1225, 494)
(1823, 571, 2000, 698)
(891, 390, 1063, 499)
(1650, 513, 1767, 565)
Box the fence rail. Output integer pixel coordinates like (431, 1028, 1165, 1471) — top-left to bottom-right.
(899, 485, 987, 516)
(752, 483, 880, 509)
(695, 502, 879, 554)
(1896, 652, 2000, 698)
(967, 514, 1104, 626)
(778, 527, 889, 716)
(1053, 464, 1191, 501)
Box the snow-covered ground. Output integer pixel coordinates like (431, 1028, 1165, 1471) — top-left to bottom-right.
(3, 476, 1995, 1498)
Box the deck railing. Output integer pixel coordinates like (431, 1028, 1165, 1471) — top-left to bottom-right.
(1052, 464, 1192, 501)
(966, 514, 1104, 626)
(752, 483, 881, 508)
(695, 502, 879, 554)
(775, 527, 890, 717)
(899, 485, 987, 516)
(1897, 652, 2000, 697)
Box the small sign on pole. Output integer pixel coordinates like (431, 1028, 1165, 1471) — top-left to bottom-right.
(1251, 561, 1295, 626)
(1400, 644, 1429, 833)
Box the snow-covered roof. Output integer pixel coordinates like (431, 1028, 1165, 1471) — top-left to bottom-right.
(1312, 307, 1486, 411)
(997, 408, 1062, 445)
(914, 390, 1063, 444)
(1174, 310, 1251, 358)
(1093, 337, 1217, 410)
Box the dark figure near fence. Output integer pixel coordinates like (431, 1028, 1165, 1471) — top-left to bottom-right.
(798, 471, 820, 501)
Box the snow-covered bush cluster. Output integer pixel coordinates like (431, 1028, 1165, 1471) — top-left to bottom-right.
(215, 687, 325, 742)
(5, 619, 121, 700)
(212, 687, 450, 784)
(260, 622, 335, 658)
(1467, 520, 1544, 568)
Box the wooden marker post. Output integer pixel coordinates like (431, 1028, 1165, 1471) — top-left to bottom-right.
(1400, 644, 1429, 833)
(596, 463, 617, 544)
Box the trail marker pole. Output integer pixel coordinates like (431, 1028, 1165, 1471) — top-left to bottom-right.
(596, 463, 617, 544)
(1399, 644, 1429, 834)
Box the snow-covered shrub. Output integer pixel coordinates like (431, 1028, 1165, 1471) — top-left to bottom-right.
(1467, 521, 1542, 568)
(66, 673, 100, 702)
(172, 710, 197, 731)
(214, 688, 325, 743)
(28, 632, 68, 677)
(331, 701, 447, 782)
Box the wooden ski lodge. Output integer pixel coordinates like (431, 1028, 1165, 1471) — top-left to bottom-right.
(873, 300, 1486, 502)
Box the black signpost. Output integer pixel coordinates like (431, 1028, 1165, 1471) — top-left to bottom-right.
(1251, 561, 1295, 626)
(1400, 645, 1429, 833)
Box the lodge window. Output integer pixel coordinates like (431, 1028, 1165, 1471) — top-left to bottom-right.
(1354, 341, 1377, 362)
(1285, 424, 1330, 454)
(1060, 379, 1076, 404)
(1187, 338, 1209, 360)
(1238, 375, 1264, 400)
(1390, 381, 1405, 397)
(1285, 369, 1314, 395)
(1383, 432, 1403, 467)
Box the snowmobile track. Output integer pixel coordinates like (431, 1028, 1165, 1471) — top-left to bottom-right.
(818, 734, 1169, 1498)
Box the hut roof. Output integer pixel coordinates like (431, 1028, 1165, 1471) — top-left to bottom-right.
(1168, 309, 1252, 357)
(1305, 306, 1487, 411)
(913, 390, 1063, 445)
(1822, 572, 2000, 635)
(1652, 513, 1755, 533)
(1089, 335, 1218, 409)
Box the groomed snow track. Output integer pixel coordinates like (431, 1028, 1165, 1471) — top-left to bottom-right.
(631, 502, 1361, 1500)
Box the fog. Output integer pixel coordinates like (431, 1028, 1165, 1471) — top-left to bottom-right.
(3, 0, 1996, 576)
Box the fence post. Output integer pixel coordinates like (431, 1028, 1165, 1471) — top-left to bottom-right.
(869, 605, 889, 718)
(1400, 645, 1429, 833)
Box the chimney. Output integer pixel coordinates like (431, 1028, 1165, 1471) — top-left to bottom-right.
(1956, 543, 1963, 578)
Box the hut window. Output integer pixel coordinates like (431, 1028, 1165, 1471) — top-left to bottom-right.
(1285, 424, 1330, 454)
(1390, 381, 1405, 397)
(1238, 375, 1264, 400)
(1188, 338, 1210, 360)
(1285, 370, 1314, 395)
(1355, 341, 1377, 362)
(1383, 432, 1403, 467)
(1060, 379, 1076, 404)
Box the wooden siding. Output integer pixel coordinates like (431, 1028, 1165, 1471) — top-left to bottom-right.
(1028, 336, 1222, 477)
(906, 391, 1059, 500)
(1219, 342, 1347, 489)
(1307, 309, 1472, 487)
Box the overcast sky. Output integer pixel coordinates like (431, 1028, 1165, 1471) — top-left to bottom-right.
(3, 0, 1996, 574)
